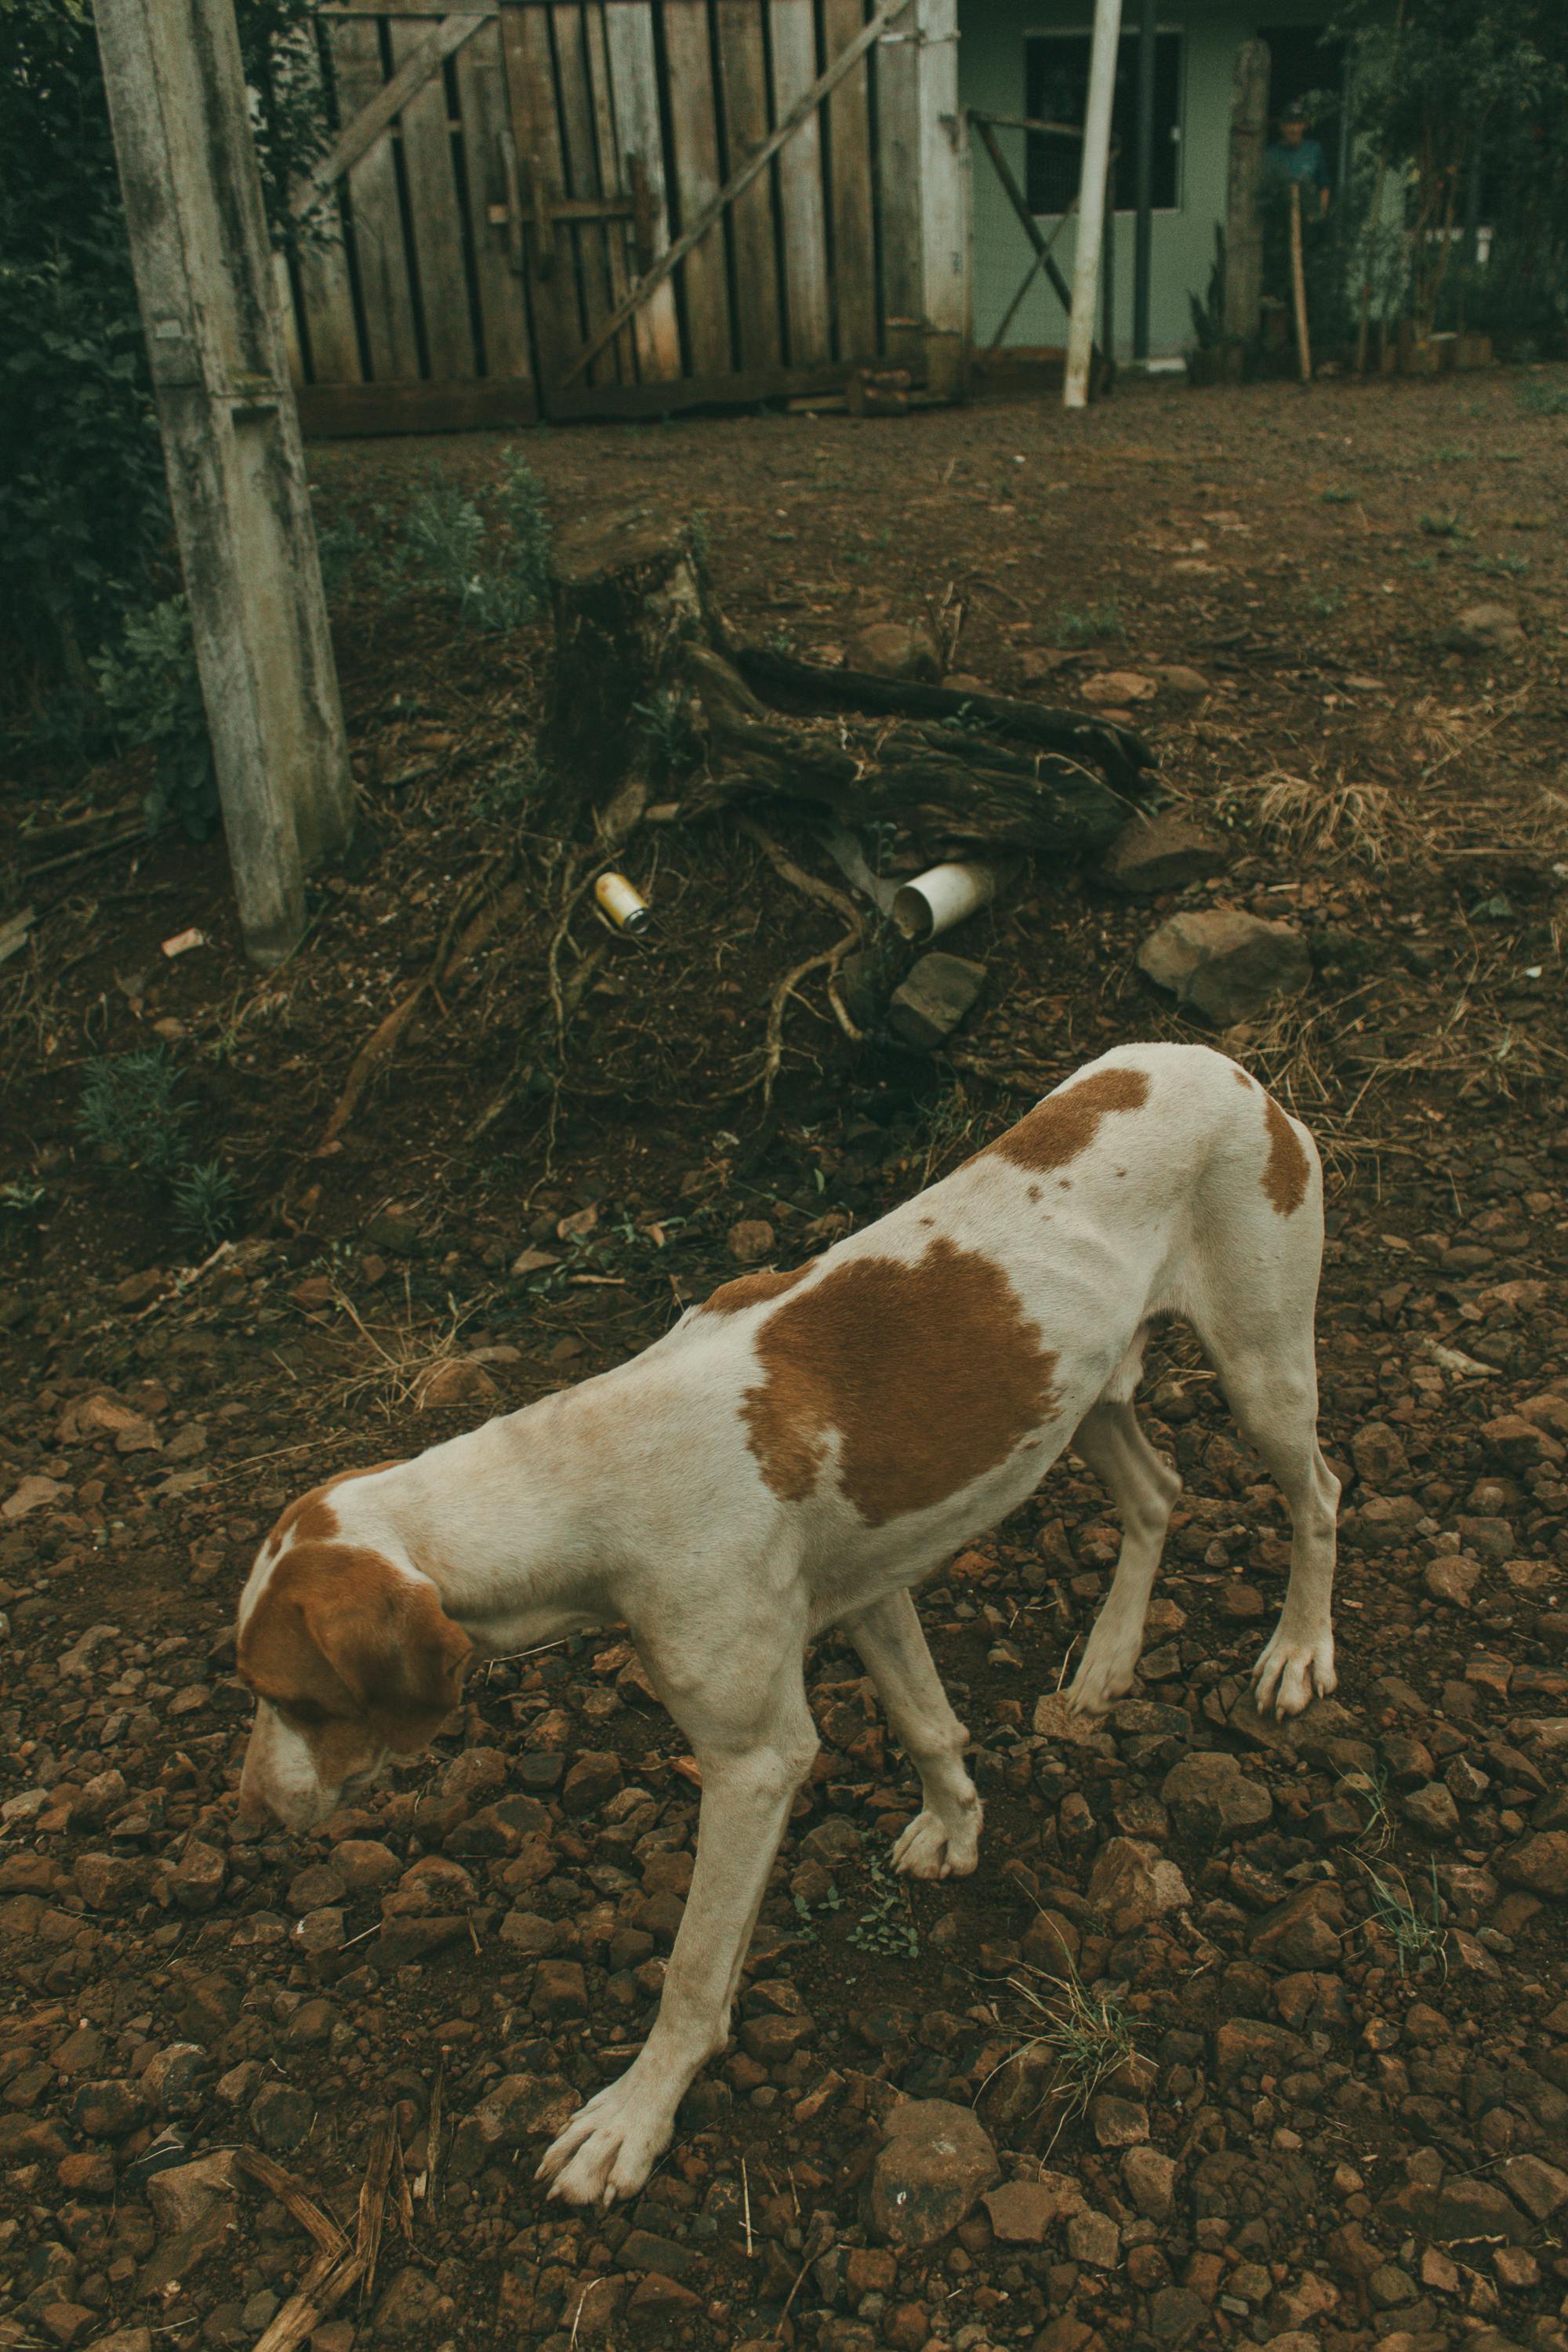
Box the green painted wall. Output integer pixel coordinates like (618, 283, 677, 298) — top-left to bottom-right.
(959, 0, 1338, 358)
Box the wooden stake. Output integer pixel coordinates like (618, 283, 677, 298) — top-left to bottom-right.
(95, 0, 353, 967)
(1063, 0, 1123, 409)
(1289, 180, 1312, 385)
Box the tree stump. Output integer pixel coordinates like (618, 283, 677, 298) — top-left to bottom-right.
(542, 507, 721, 815)
(542, 510, 1156, 855)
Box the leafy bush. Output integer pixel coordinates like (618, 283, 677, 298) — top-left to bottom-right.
(396, 450, 553, 632)
(89, 597, 219, 840)
(77, 1048, 193, 1175)
(0, 0, 333, 706)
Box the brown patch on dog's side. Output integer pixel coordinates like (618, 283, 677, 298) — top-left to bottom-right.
(1261, 1093, 1311, 1216)
(701, 1263, 811, 1316)
(741, 1237, 1059, 1524)
(1233, 1065, 1255, 1090)
(240, 1541, 470, 1762)
(268, 1461, 402, 1552)
(987, 1065, 1150, 1174)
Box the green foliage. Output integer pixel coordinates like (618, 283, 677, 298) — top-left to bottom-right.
(1188, 227, 1229, 350)
(77, 1048, 193, 1175)
(1418, 510, 1466, 537)
(1051, 597, 1123, 647)
(78, 1049, 241, 1248)
(845, 1849, 920, 1960)
(1319, 485, 1356, 504)
(395, 450, 553, 632)
(1515, 373, 1568, 414)
(633, 688, 697, 782)
(172, 1161, 241, 1250)
(0, 0, 334, 701)
(89, 597, 219, 840)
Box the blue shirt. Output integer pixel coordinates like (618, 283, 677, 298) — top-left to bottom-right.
(1266, 137, 1327, 191)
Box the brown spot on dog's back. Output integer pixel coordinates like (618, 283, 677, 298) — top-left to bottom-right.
(702, 1263, 811, 1316)
(269, 1461, 402, 1552)
(741, 1237, 1058, 1523)
(1261, 1093, 1311, 1216)
(988, 1065, 1149, 1174)
(1233, 1065, 1255, 1090)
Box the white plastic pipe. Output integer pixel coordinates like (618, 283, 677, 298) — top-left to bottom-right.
(1063, 0, 1124, 410)
(891, 862, 996, 942)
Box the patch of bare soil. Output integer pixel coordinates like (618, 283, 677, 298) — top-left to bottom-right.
(1, 370, 1566, 2352)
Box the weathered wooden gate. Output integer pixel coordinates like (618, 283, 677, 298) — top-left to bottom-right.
(284, 0, 965, 432)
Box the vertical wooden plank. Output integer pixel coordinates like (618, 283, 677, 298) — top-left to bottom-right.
(660, 0, 733, 376)
(768, 0, 830, 365)
(290, 31, 363, 383)
(389, 18, 477, 376)
(602, 0, 682, 380)
(453, 20, 537, 385)
(713, 2, 781, 372)
(552, 3, 622, 385)
(499, 2, 577, 397)
(273, 252, 306, 384)
(915, 0, 964, 394)
(821, 0, 877, 361)
(330, 17, 421, 379)
(583, 5, 640, 378)
(294, 208, 364, 383)
(874, 0, 924, 367)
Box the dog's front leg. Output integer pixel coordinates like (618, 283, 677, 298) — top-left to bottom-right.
(844, 1592, 982, 1880)
(537, 1693, 818, 2207)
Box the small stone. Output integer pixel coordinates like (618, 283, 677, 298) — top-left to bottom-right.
(74, 1851, 145, 1911)
(417, 1357, 499, 1410)
(249, 2080, 314, 2154)
(1147, 2287, 1207, 2344)
(887, 953, 987, 1051)
(850, 620, 942, 682)
(726, 1219, 775, 1265)
(371, 2268, 458, 2342)
(562, 1751, 623, 1816)
(1137, 908, 1311, 1027)
(981, 2175, 1084, 2243)
(1351, 1421, 1409, 1483)
(1080, 669, 1156, 705)
(1443, 602, 1523, 655)
(1498, 1830, 1568, 1896)
(2, 1474, 70, 1520)
(869, 2098, 1000, 2248)
(1403, 1782, 1462, 1840)
(166, 1838, 225, 1913)
(1500, 2153, 1568, 2219)
(1161, 1751, 1272, 1844)
(1100, 811, 1227, 896)
(1122, 2145, 1177, 2220)
(1248, 1883, 1346, 1969)
(1424, 1555, 1481, 1607)
(1065, 2208, 1120, 2268)
(1087, 1836, 1191, 1930)
(330, 1838, 401, 1895)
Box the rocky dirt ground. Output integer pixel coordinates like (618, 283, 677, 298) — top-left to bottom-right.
(2, 366, 1566, 2352)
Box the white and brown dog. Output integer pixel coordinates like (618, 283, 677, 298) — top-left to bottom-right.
(235, 1042, 1338, 2206)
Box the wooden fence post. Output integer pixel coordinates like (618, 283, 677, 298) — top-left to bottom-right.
(1223, 38, 1271, 346)
(915, 0, 967, 400)
(95, 0, 354, 968)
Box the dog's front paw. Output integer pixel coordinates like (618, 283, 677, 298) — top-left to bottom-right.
(1252, 1624, 1336, 1718)
(892, 1801, 981, 1882)
(1066, 1643, 1138, 1718)
(535, 2064, 677, 2208)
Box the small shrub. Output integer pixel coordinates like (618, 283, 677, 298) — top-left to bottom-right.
(1319, 485, 1356, 504)
(633, 688, 697, 782)
(397, 452, 553, 632)
(90, 596, 218, 840)
(172, 1161, 241, 1250)
(1418, 510, 1465, 539)
(77, 1048, 193, 1174)
(1051, 597, 1123, 647)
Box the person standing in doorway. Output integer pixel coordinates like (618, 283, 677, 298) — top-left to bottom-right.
(1266, 100, 1330, 216)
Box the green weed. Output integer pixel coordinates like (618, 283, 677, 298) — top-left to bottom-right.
(846, 1848, 920, 1960)
(1471, 551, 1530, 578)
(397, 449, 552, 632)
(1418, 510, 1466, 539)
(172, 1160, 241, 1250)
(633, 688, 697, 782)
(1319, 485, 1356, 504)
(1306, 587, 1344, 619)
(77, 1048, 192, 1175)
(1003, 1961, 1137, 2144)
(1051, 597, 1123, 647)
(1515, 377, 1568, 417)
(1361, 1859, 1447, 1980)
(90, 597, 218, 842)
(1337, 1766, 1393, 1851)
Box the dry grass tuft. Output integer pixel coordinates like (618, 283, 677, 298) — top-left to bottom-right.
(1215, 768, 1414, 869)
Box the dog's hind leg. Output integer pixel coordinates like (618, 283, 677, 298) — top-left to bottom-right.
(1065, 1388, 1182, 1719)
(844, 1591, 982, 1880)
(537, 1623, 818, 2208)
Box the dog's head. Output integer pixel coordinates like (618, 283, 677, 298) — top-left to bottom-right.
(235, 1542, 471, 1831)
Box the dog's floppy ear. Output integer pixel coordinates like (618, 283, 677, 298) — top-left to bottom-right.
(296, 1545, 473, 1751)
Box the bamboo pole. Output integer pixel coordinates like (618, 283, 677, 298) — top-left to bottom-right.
(1289, 179, 1312, 384)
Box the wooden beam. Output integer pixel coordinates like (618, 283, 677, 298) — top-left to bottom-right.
(95, 0, 353, 967)
(560, 0, 916, 387)
(298, 377, 540, 436)
(971, 116, 1105, 373)
(1223, 38, 1270, 343)
(292, 13, 485, 218)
